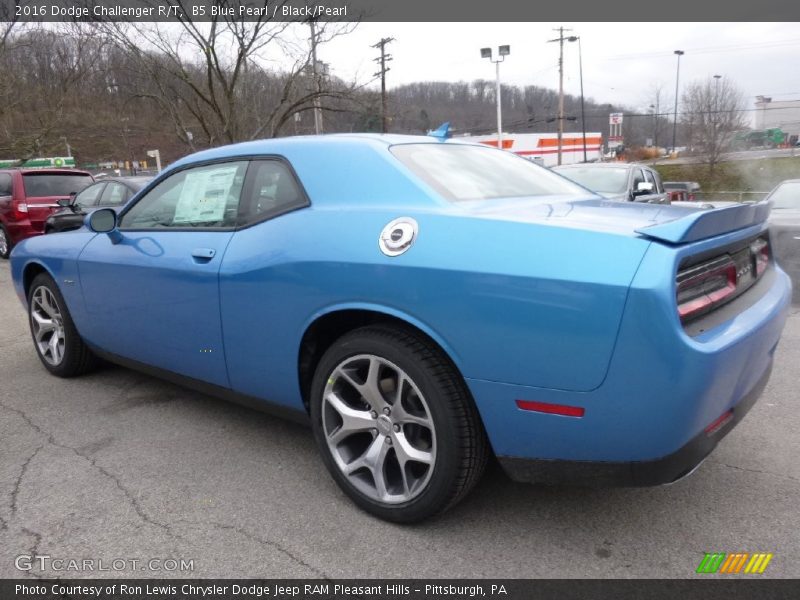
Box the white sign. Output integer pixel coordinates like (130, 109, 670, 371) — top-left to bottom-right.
(173, 165, 238, 224)
(609, 113, 623, 125)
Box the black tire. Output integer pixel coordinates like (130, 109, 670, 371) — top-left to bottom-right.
(310, 324, 489, 523)
(27, 273, 98, 377)
(0, 223, 11, 259)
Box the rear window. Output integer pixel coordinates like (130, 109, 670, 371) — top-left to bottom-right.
(22, 173, 93, 197)
(390, 143, 587, 202)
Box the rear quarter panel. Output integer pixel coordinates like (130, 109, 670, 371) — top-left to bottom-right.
(219, 205, 650, 410)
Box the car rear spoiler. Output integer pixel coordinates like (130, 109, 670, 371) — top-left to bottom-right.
(635, 201, 771, 244)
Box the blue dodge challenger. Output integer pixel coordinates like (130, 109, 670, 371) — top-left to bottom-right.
(9, 134, 792, 522)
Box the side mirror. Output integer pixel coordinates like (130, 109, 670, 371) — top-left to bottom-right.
(633, 181, 654, 196)
(56, 198, 72, 207)
(86, 208, 123, 244)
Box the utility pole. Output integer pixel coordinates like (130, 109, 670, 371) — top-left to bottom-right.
(309, 20, 323, 135)
(372, 37, 394, 133)
(548, 27, 571, 166)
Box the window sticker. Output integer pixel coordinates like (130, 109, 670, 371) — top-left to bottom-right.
(173, 165, 239, 224)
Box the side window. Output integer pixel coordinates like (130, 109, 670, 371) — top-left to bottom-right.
(631, 169, 645, 192)
(237, 160, 307, 227)
(120, 161, 248, 229)
(75, 183, 105, 207)
(650, 170, 664, 193)
(0, 173, 12, 196)
(644, 169, 656, 188)
(99, 182, 129, 207)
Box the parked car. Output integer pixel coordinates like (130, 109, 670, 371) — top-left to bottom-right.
(9, 135, 791, 522)
(553, 163, 669, 204)
(664, 181, 701, 202)
(45, 176, 152, 234)
(765, 179, 800, 292)
(0, 168, 93, 258)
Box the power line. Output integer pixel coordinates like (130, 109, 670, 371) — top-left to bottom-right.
(607, 38, 800, 61)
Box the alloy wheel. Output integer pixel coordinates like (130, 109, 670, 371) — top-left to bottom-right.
(322, 354, 437, 504)
(30, 286, 66, 366)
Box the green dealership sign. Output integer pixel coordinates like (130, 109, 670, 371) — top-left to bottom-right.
(0, 157, 76, 168)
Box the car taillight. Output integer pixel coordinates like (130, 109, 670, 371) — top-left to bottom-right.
(688, 193, 695, 201)
(676, 257, 737, 322)
(13, 200, 28, 218)
(751, 238, 769, 276)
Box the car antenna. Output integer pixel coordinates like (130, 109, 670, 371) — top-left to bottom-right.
(427, 122, 452, 141)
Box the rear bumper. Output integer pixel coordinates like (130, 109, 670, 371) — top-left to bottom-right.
(498, 362, 771, 486)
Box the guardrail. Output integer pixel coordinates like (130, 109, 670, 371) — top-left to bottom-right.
(693, 191, 770, 203)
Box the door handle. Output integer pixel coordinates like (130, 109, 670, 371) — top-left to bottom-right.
(191, 248, 216, 262)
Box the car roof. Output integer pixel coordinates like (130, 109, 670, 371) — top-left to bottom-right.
(165, 133, 481, 172)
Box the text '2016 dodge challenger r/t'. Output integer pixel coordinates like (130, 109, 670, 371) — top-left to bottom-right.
(9, 134, 792, 522)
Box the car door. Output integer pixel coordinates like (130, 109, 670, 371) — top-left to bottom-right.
(217, 159, 311, 404)
(78, 160, 249, 387)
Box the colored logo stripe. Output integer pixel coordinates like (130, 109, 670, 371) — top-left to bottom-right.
(697, 552, 773, 574)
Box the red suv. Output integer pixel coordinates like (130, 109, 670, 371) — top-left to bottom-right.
(0, 168, 94, 258)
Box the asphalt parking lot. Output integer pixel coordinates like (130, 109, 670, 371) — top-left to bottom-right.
(0, 258, 798, 579)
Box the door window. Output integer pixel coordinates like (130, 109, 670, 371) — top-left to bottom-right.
(120, 161, 248, 229)
(99, 182, 130, 207)
(644, 169, 658, 192)
(631, 169, 646, 194)
(74, 183, 105, 207)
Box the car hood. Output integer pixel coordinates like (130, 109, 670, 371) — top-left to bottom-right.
(463, 196, 771, 244)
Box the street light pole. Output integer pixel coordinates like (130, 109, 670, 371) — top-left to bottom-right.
(650, 104, 656, 147)
(481, 45, 510, 148)
(671, 50, 684, 155)
(567, 35, 586, 162)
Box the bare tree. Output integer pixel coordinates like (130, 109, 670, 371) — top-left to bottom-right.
(681, 77, 747, 174)
(0, 24, 107, 160)
(102, 2, 359, 147)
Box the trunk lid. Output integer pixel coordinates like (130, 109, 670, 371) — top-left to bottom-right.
(464, 196, 770, 242)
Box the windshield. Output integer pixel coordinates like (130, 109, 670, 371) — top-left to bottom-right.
(390, 143, 588, 202)
(768, 181, 800, 209)
(22, 173, 93, 197)
(554, 167, 630, 194)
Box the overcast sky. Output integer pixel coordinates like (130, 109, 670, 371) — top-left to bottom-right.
(320, 22, 800, 114)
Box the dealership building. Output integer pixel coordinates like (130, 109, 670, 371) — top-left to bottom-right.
(754, 96, 800, 142)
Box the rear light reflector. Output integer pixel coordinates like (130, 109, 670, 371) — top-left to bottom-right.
(14, 201, 28, 216)
(516, 399, 585, 417)
(705, 409, 733, 435)
(677, 257, 737, 322)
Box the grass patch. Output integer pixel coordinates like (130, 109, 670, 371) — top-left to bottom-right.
(653, 156, 800, 192)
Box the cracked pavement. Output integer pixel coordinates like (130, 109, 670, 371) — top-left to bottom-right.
(0, 260, 799, 578)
